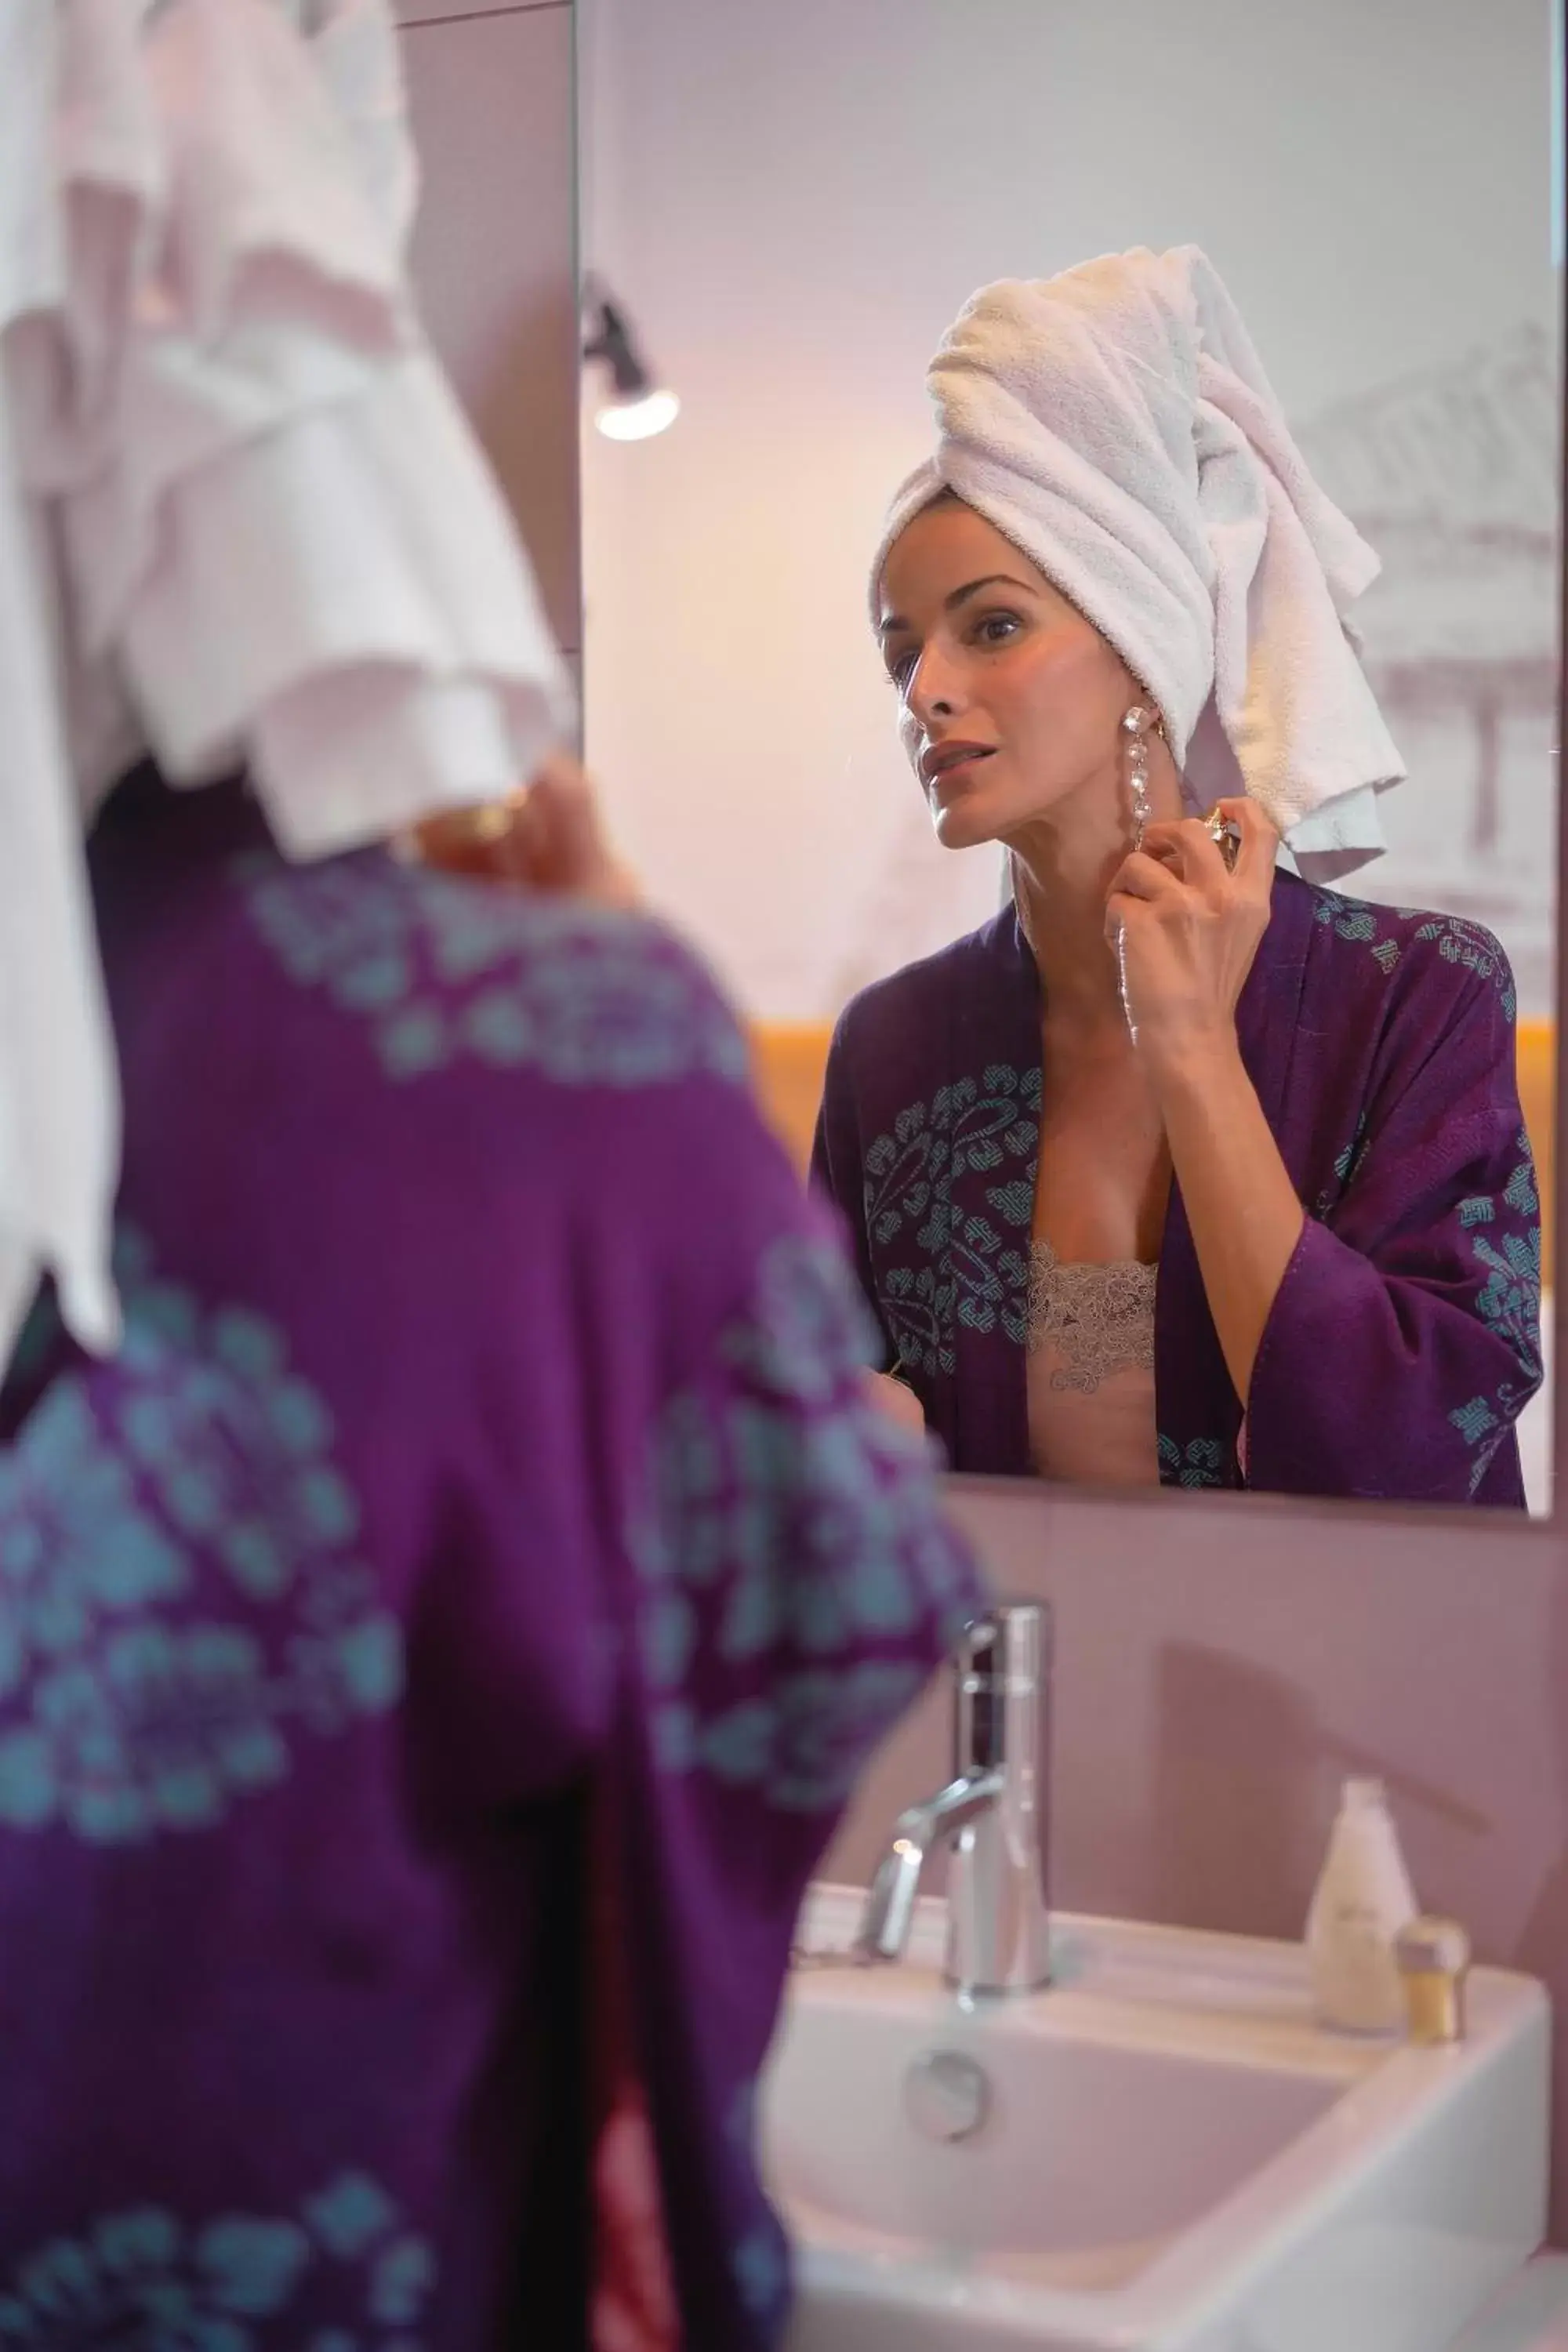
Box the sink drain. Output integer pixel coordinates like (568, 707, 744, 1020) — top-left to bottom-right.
(903, 2049, 990, 2143)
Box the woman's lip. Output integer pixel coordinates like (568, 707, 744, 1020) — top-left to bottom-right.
(928, 750, 995, 786)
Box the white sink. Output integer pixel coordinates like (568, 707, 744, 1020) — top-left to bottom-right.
(764, 1886, 1549, 2352)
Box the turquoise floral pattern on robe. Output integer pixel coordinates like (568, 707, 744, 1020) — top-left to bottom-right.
(0, 2173, 433, 2352)
(1473, 1163, 1543, 1371)
(632, 1232, 978, 1811)
(1156, 1435, 1229, 1490)
(1313, 892, 1519, 1021)
(1449, 1131, 1544, 1495)
(859, 1065, 1040, 1377)
(238, 853, 750, 1090)
(0, 1232, 402, 1843)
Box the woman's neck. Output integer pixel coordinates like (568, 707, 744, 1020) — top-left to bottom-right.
(1008, 742, 1185, 1033)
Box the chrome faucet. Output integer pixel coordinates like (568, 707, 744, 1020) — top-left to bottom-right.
(857, 1602, 1052, 1998)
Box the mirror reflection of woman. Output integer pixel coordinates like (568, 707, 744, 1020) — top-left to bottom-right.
(812, 247, 1542, 1505)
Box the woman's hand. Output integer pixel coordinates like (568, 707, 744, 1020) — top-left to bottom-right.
(1105, 797, 1303, 1405)
(862, 1369, 927, 1437)
(415, 753, 640, 907)
(1104, 797, 1277, 1079)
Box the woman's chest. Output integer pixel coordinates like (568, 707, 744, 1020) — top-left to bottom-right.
(1032, 1034, 1169, 1264)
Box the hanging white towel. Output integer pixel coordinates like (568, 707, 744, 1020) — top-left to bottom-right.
(0, 0, 575, 1374)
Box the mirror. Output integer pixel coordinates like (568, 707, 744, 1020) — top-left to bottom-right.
(577, 0, 1561, 1514)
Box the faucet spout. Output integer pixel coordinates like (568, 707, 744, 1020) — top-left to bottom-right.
(855, 1771, 1005, 1963)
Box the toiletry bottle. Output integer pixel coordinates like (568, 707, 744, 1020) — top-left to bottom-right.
(1305, 1779, 1419, 2034)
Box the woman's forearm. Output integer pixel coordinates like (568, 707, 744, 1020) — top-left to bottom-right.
(1153, 1038, 1305, 1404)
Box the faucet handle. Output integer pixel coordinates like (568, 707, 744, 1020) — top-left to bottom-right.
(953, 1602, 1051, 1777)
(954, 1600, 1051, 1687)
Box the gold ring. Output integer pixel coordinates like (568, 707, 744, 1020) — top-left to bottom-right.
(1203, 804, 1243, 873)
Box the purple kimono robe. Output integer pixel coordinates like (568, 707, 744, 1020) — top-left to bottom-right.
(0, 768, 983, 2349)
(812, 872, 1542, 1507)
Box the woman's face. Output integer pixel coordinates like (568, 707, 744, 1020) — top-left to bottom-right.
(877, 499, 1141, 851)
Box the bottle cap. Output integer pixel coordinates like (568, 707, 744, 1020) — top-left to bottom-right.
(1396, 1914, 1471, 1976)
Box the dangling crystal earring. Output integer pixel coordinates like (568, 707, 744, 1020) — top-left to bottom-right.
(1115, 703, 1160, 1044)
(1120, 703, 1157, 849)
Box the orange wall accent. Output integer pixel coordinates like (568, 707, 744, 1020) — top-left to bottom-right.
(750, 1024, 837, 1177)
(1518, 1020, 1555, 1288)
(752, 1018, 1558, 1288)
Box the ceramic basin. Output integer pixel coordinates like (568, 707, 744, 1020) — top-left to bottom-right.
(764, 1886, 1549, 2352)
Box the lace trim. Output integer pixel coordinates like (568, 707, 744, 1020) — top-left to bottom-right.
(1026, 1240, 1156, 1394)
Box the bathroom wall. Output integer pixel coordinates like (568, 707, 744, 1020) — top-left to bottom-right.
(578, 0, 1558, 1022)
(826, 1472, 1568, 2243)
(397, 0, 583, 663)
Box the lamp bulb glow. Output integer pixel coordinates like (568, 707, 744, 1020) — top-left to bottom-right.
(594, 389, 681, 442)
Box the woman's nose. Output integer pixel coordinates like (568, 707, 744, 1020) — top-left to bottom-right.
(906, 644, 963, 724)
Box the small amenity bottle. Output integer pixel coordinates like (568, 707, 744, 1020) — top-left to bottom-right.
(1305, 1779, 1419, 2034)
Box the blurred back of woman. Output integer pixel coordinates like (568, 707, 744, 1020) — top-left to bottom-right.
(0, 12, 982, 2346)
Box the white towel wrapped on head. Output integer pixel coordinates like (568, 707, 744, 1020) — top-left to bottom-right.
(872, 245, 1404, 877)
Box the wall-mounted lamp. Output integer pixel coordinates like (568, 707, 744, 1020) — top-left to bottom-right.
(583, 284, 680, 442)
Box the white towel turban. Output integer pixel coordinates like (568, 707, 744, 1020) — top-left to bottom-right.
(872, 245, 1405, 875)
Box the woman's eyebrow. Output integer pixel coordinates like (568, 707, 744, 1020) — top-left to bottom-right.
(945, 572, 1038, 612)
(877, 572, 1039, 638)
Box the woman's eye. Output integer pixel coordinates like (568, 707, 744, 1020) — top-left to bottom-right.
(975, 611, 1022, 648)
(885, 649, 918, 691)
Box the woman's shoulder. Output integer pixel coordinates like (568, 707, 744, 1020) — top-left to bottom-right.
(1282, 871, 1518, 1022)
(829, 910, 1018, 1051)
(229, 844, 753, 1095)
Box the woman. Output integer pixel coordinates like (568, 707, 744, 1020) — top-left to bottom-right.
(0, 754, 980, 2350)
(814, 247, 1541, 1505)
(0, 12, 982, 2347)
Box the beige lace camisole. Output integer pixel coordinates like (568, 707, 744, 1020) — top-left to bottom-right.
(1025, 1239, 1160, 1486)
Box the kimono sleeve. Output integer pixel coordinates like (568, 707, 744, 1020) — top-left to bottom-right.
(808, 1008, 896, 1375)
(613, 1122, 986, 2345)
(630, 1205, 983, 1834)
(1245, 958, 1542, 1504)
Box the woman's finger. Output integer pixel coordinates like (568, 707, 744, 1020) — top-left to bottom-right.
(517, 756, 640, 906)
(408, 754, 641, 905)
(517, 762, 599, 891)
(1107, 848, 1190, 906)
(1141, 817, 1231, 889)
(1103, 882, 1171, 950)
(1214, 796, 1279, 895)
(412, 793, 528, 882)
